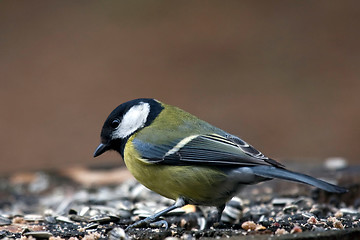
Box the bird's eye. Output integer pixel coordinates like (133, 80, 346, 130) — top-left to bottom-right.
(110, 119, 120, 129)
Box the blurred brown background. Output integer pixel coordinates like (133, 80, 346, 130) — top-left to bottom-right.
(0, 1, 359, 174)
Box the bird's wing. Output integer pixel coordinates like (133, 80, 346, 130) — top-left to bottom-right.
(132, 133, 284, 168)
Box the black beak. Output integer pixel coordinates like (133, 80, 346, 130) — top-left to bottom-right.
(93, 143, 110, 157)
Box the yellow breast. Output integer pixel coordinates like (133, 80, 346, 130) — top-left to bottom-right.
(123, 136, 230, 205)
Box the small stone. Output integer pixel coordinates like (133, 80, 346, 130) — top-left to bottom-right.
(307, 216, 318, 224)
(334, 220, 344, 229)
(49, 237, 65, 240)
(255, 224, 266, 231)
(290, 225, 302, 233)
(327, 216, 337, 223)
(82, 232, 101, 240)
(12, 216, 25, 224)
(241, 221, 256, 231)
(327, 216, 344, 229)
(302, 212, 314, 219)
(275, 228, 288, 235)
(180, 218, 187, 228)
(335, 211, 343, 219)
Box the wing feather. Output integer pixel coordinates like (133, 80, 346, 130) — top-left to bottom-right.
(132, 134, 284, 168)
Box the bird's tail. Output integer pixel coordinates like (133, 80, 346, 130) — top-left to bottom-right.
(251, 166, 347, 193)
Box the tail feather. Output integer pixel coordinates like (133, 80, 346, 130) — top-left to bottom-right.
(251, 166, 347, 193)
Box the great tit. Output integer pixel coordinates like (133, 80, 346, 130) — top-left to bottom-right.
(94, 98, 347, 229)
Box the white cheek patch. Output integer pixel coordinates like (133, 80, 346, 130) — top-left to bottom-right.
(112, 102, 150, 139)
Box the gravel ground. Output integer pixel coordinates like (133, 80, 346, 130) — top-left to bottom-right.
(0, 163, 359, 240)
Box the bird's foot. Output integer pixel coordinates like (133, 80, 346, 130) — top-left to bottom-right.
(125, 217, 168, 231)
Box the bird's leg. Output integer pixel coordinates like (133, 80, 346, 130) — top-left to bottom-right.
(125, 198, 186, 231)
(216, 204, 225, 222)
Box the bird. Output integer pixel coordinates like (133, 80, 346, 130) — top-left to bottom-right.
(93, 98, 347, 229)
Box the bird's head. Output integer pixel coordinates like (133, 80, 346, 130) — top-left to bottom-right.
(93, 98, 163, 158)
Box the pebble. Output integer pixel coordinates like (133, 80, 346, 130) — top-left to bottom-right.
(108, 227, 127, 240)
(333, 220, 344, 229)
(241, 221, 256, 231)
(290, 225, 302, 233)
(255, 224, 266, 231)
(274, 228, 288, 235)
(335, 210, 343, 218)
(12, 216, 25, 224)
(307, 216, 318, 224)
(327, 216, 345, 230)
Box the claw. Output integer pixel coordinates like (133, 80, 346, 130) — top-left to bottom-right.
(125, 198, 186, 231)
(150, 220, 168, 229)
(125, 218, 149, 231)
